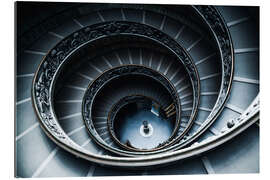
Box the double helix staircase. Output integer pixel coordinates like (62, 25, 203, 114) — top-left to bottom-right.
(16, 2, 259, 177)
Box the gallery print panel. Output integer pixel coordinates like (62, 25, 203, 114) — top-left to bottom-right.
(15, 1, 259, 177)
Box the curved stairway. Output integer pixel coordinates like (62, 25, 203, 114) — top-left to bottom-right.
(16, 3, 259, 177)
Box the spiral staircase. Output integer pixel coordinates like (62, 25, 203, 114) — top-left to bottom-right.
(15, 2, 259, 177)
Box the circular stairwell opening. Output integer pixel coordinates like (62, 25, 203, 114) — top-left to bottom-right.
(111, 95, 175, 150)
